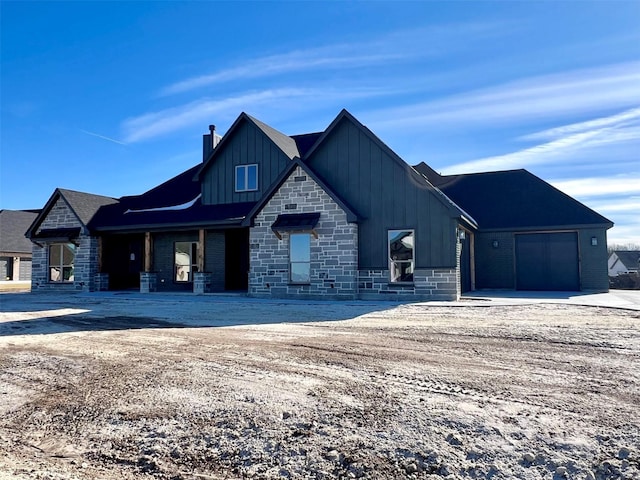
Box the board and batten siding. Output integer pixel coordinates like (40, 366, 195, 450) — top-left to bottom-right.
(306, 118, 459, 269)
(201, 120, 291, 205)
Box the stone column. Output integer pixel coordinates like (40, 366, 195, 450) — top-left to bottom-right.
(193, 272, 212, 294)
(140, 272, 157, 293)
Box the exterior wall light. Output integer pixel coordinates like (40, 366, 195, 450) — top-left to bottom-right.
(591, 236, 598, 246)
(492, 240, 499, 248)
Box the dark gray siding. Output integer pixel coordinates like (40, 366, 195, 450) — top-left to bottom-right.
(204, 231, 225, 292)
(153, 232, 198, 292)
(474, 232, 515, 289)
(578, 228, 609, 292)
(201, 120, 291, 205)
(306, 118, 458, 269)
(474, 228, 610, 292)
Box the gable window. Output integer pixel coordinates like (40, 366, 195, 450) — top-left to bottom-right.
(175, 242, 198, 282)
(388, 229, 414, 283)
(235, 164, 258, 192)
(49, 243, 75, 282)
(290, 233, 311, 284)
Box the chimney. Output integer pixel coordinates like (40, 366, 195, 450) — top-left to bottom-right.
(202, 124, 221, 162)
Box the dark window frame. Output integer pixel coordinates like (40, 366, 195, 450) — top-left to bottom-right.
(289, 232, 311, 285)
(48, 243, 75, 283)
(388, 229, 415, 283)
(174, 241, 199, 283)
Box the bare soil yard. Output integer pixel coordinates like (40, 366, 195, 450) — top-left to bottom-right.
(0, 294, 639, 479)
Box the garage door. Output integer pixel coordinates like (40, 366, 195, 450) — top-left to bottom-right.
(515, 232, 579, 291)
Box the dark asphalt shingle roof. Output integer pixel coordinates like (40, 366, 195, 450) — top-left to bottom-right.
(414, 162, 613, 230)
(0, 210, 39, 254)
(57, 189, 119, 226)
(89, 164, 255, 231)
(247, 114, 300, 160)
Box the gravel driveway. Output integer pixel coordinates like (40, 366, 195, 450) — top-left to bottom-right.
(1, 292, 639, 479)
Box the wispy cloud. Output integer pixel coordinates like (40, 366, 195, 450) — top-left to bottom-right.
(521, 107, 640, 141)
(159, 22, 509, 96)
(440, 107, 640, 174)
(368, 61, 640, 130)
(122, 86, 387, 143)
(550, 175, 640, 198)
(80, 129, 128, 145)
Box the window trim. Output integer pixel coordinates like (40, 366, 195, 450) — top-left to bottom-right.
(289, 232, 311, 285)
(388, 229, 415, 283)
(48, 242, 75, 283)
(174, 241, 199, 283)
(235, 164, 258, 192)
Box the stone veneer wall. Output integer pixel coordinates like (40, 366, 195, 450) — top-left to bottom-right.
(357, 268, 459, 301)
(249, 166, 358, 299)
(31, 196, 99, 292)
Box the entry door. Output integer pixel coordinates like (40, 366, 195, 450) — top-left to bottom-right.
(225, 229, 249, 290)
(515, 232, 579, 291)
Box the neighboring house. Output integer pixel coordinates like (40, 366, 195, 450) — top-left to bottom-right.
(0, 209, 39, 281)
(26, 110, 613, 299)
(414, 164, 613, 292)
(608, 251, 640, 277)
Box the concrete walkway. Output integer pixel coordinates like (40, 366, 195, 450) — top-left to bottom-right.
(463, 289, 640, 311)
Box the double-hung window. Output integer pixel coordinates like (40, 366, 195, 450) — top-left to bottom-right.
(49, 243, 75, 282)
(388, 230, 414, 282)
(175, 242, 198, 282)
(289, 233, 311, 284)
(235, 164, 258, 192)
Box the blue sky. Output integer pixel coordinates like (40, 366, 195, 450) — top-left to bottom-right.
(1, 1, 639, 244)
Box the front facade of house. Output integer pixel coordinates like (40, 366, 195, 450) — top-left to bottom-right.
(26, 110, 613, 299)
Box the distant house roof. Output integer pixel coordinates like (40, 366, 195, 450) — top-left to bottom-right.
(0, 209, 40, 254)
(610, 251, 640, 271)
(413, 163, 613, 231)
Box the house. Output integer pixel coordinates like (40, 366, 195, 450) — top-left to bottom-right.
(0, 209, 40, 282)
(608, 251, 640, 277)
(414, 163, 613, 292)
(26, 110, 613, 299)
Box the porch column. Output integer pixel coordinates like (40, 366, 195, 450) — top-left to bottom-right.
(198, 229, 205, 272)
(144, 232, 153, 272)
(140, 232, 157, 293)
(12, 257, 20, 281)
(194, 229, 212, 294)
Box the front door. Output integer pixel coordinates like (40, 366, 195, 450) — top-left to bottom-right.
(103, 235, 144, 290)
(225, 229, 249, 290)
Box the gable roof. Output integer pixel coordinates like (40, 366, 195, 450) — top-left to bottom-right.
(611, 251, 640, 270)
(0, 210, 40, 254)
(195, 112, 300, 181)
(242, 157, 359, 227)
(26, 189, 118, 238)
(414, 162, 613, 231)
(303, 109, 476, 226)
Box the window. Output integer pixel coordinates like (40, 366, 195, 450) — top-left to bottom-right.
(175, 242, 198, 282)
(290, 233, 310, 284)
(49, 243, 75, 282)
(235, 164, 258, 192)
(388, 230, 414, 282)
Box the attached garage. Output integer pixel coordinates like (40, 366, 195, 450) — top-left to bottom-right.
(515, 232, 579, 291)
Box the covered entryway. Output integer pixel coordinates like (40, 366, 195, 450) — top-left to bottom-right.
(515, 232, 579, 291)
(102, 234, 144, 290)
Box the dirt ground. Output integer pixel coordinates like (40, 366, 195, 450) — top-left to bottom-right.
(0, 293, 639, 480)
